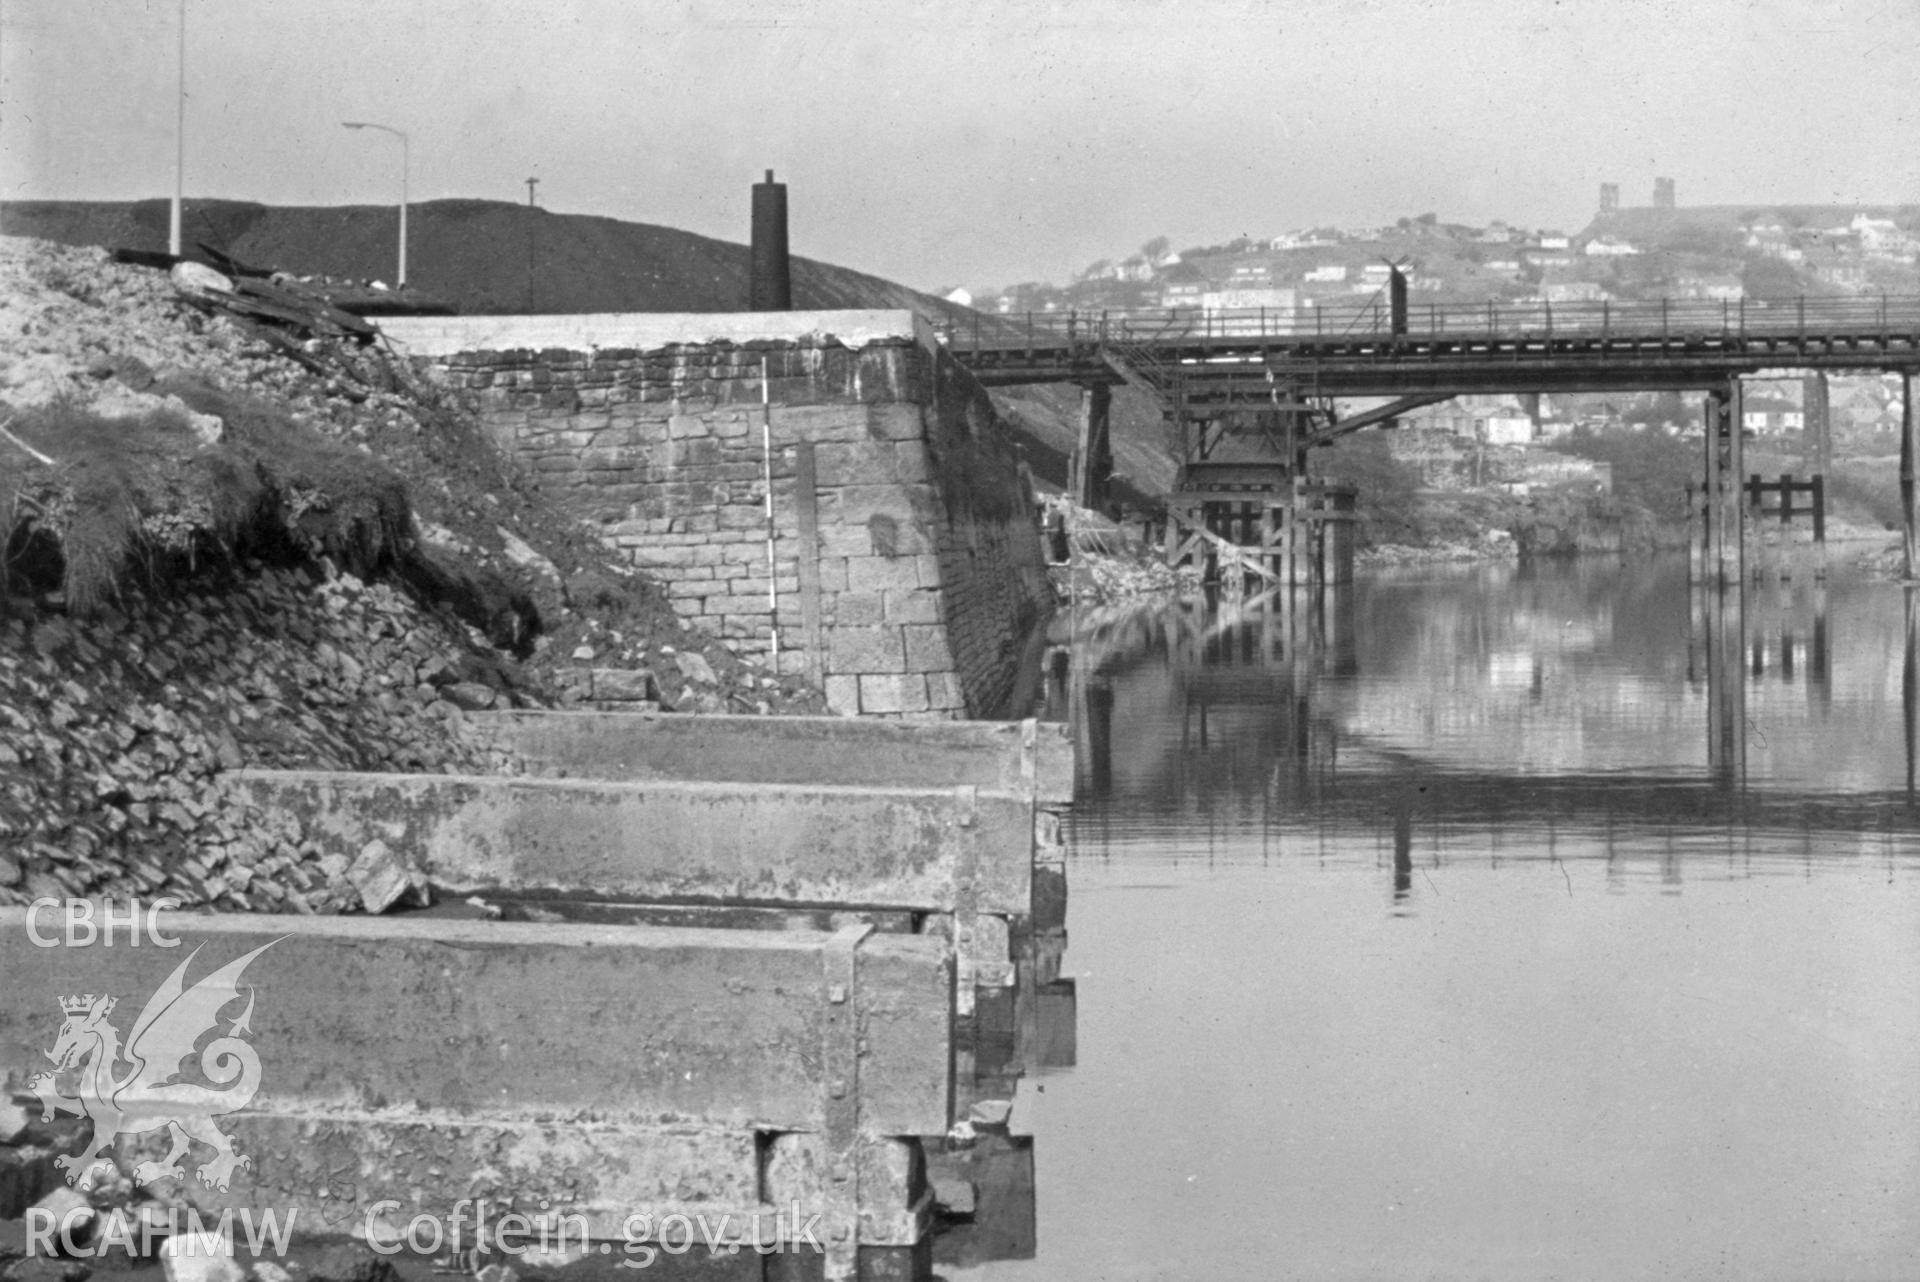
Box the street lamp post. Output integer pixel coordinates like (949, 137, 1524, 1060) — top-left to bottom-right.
(342, 121, 408, 289)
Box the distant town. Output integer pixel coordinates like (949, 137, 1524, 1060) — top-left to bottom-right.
(951, 180, 1920, 448)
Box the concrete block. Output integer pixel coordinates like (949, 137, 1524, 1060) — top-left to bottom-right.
(828, 626, 906, 674)
(891, 438, 932, 481)
(885, 589, 944, 626)
(909, 554, 946, 588)
(839, 485, 923, 528)
(824, 675, 861, 715)
(926, 672, 967, 712)
(818, 525, 875, 558)
(901, 624, 955, 673)
(845, 556, 922, 595)
(770, 405, 871, 444)
(859, 674, 929, 715)
(815, 441, 898, 486)
(471, 710, 1058, 797)
(868, 404, 927, 442)
(228, 773, 1032, 922)
(0, 908, 954, 1139)
(832, 593, 885, 627)
(766, 1135, 926, 1247)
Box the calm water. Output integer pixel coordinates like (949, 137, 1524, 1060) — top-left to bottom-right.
(966, 557, 1920, 1281)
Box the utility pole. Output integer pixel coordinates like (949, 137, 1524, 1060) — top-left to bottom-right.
(525, 177, 539, 313)
(170, 0, 186, 255)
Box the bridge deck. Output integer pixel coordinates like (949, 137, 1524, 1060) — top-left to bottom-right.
(943, 295, 1920, 394)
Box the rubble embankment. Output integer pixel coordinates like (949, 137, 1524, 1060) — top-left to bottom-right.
(0, 236, 822, 905)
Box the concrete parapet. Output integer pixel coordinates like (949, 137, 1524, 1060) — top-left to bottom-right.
(473, 710, 1073, 804)
(377, 310, 930, 359)
(0, 910, 949, 1264)
(229, 770, 1033, 917)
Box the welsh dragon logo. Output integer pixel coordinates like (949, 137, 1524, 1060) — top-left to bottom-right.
(27, 941, 277, 1192)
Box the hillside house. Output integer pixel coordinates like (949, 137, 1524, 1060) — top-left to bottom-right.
(1303, 264, 1349, 283)
(1536, 233, 1572, 251)
(1676, 273, 1744, 301)
(1584, 236, 1640, 257)
(1741, 395, 1804, 434)
(1202, 285, 1297, 313)
(1478, 412, 1535, 445)
(1162, 281, 1205, 309)
(1850, 214, 1911, 255)
(1544, 280, 1611, 303)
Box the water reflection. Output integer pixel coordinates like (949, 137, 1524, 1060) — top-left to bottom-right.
(970, 557, 1920, 1282)
(1058, 559, 1920, 901)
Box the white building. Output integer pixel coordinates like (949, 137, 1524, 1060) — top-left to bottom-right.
(1202, 286, 1298, 313)
(1584, 236, 1640, 257)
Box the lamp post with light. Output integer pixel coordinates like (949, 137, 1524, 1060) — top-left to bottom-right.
(341, 121, 409, 289)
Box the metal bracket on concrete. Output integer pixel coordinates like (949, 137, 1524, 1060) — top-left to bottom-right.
(950, 786, 983, 1014)
(821, 922, 874, 1282)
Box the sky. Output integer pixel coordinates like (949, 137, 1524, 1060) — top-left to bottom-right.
(3, 0, 1918, 293)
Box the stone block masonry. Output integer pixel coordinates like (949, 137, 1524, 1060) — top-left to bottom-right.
(382, 311, 1052, 717)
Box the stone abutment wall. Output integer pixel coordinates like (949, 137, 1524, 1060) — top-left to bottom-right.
(381, 312, 1051, 718)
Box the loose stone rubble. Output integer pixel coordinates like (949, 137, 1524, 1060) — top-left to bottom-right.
(0, 235, 824, 909)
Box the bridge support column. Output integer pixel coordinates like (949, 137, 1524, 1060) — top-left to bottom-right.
(1803, 371, 1831, 581)
(1705, 574, 1747, 786)
(1803, 372, 1831, 479)
(1702, 383, 1745, 587)
(1906, 589, 1920, 798)
(1904, 373, 1920, 579)
(1071, 381, 1112, 514)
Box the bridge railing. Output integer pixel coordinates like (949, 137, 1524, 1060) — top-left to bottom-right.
(934, 294, 1920, 353)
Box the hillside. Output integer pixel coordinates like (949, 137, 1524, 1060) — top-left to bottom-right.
(0, 197, 976, 318)
(2, 197, 1183, 505)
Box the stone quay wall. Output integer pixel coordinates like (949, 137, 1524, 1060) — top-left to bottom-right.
(380, 311, 1052, 718)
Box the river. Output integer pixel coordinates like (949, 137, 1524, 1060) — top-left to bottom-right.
(958, 556, 1920, 1281)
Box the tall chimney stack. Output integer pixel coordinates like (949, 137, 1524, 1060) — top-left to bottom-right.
(750, 169, 791, 311)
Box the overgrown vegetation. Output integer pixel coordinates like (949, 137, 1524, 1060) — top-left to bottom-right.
(1827, 460, 1904, 531)
(4, 378, 409, 612)
(1551, 425, 1697, 523)
(1319, 427, 1692, 557)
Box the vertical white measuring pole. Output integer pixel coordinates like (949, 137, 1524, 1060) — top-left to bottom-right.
(762, 358, 781, 662)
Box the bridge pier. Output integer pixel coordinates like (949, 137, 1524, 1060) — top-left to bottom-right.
(1071, 381, 1113, 514)
(1904, 373, 1920, 579)
(1698, 382, 1746, 587)
(1703, 580, 1747, 785)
